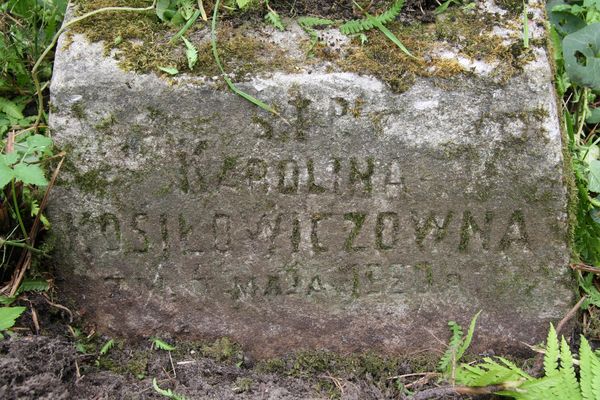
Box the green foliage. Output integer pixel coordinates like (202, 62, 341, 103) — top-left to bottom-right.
(152, 378, 188, 400)
(438, 311, 481, 376)
(265, 10, 284, 31)
(453, 323, 600, 400)
(340, 0, 405, 34)
(15, 277, 49, 294)
(563, 23, 600, 90)
(297, 16, 334, 51)
(100, 339, 115, 355)
(181, 36, 197, 70)
(338, 0, 413, 58)
(156, 0, 199, 26)
(0, 306, 25, 334)
(547, 0, 600, 274)
(150, 337, 176, 351)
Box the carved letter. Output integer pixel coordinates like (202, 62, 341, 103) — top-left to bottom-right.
(307, 159, 327, 194)
(264, 275, 282, 296)
(376, 212, 399, 250)
(411, 211, 454, 250)
(311, 213, 331, 253)
(99, 213, 121, 251)
(131, 213, 149, 253)
(384, 160, 406, 198)
(246, 158, 268, 191)
(306, 275, 324, 294)
(349, 157, 374, 195)
(459, 211, 493, 252)
(213, 214, 231, 252)
(246, 213, 281, 251)
(291, 215, 301, 253)
(178, 214, 203, 254)
(344, 212, 367, 252)
(500, 210, 529, 250)
(277, 159, 299, 194)
(218, 156, 238, 188)
(229, 276, 258, 301)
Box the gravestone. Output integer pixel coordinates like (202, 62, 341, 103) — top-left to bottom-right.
(48, 1, 573, 358)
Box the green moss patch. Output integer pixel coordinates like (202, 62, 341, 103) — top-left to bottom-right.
(67, 0, 532, 92)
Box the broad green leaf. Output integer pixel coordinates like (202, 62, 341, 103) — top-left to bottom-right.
(0, 160, 14, 189)
(583, 144, 600, 164)
(563, 23, 600, 90)
(589, 159, 600, 192)
(159, 66, 179, 75)
(181, 36, 198, 70)
(236, 0, 251, 9)
(156, 0, 172, 21)
(26, 134, 53, 154)
(0, 306, 26, 331)
(0, 97, 24, 120)
(13, 163, 48, 186)
(548, 0, 586, 36)
(1, 152, 18, 165)
(587, 107, 600, 124)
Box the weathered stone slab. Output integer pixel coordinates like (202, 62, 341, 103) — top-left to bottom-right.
(49, 2, 573, 358)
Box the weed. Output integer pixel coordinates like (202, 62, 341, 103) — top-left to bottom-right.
(150, 336, 176, 351)
(152, 377, 188, 400)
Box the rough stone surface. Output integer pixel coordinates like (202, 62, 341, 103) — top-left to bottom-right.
(49, 2, 573, 358)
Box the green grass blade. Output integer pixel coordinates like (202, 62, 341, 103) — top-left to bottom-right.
(211, 0, 276, 116)
(522, 0, 529, 48)
(170, 9, 201, 44)
(369, 15, 416, 59)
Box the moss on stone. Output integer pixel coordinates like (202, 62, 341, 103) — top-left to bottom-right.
(68, 0, 532, 93)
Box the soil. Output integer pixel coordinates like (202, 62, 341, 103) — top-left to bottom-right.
(268, 0, 440, 21)
(0, 296, 474, 400)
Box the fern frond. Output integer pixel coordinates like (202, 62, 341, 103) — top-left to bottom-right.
(376, 0, 405, 25)
(579, 274, 600, 309)
(151, 337, 176, 351)
(178, 0, 195, 20)
(455, 357, 531, 387)
(591, 347, 600, 399)
(559, 336, 582, 400)
(579, 336, 594, 400)
(181, 36, 198, 70)
(505, 375, 563, 400)
(265, 10, 285, 31)
(438, 320, 463, 373)
(455, 311, 480, 363)
(16, 278, 49, 294)
(544, 324, 560, 378)
(340, 19, 374, 35)
(340, 0, 404, 35)
(297, 16, 334, 28)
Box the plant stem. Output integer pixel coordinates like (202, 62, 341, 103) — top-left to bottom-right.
(10, 180, 28, 241)
(0, 239, 44, 254)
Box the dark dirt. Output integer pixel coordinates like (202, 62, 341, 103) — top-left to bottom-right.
(0, 335, 468, 400)
(236, 0, 440, 23)
(0, 294, 474, 399)
(270, 0, 439, 19)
